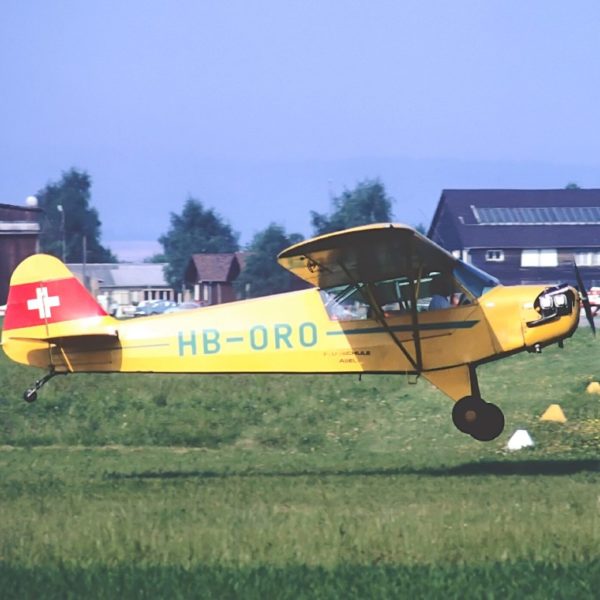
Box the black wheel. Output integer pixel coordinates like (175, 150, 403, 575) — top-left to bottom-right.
(23, 389, 37, 403)
(470, 402, 505, 442)
(452, 396, 486, 434)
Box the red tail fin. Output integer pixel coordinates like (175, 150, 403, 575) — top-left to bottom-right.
(3, 254, 108, 333)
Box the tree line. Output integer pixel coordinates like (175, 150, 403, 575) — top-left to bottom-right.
(36, 168, 394, 298)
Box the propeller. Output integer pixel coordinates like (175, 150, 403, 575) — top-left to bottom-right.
(574, 261, 596, 336)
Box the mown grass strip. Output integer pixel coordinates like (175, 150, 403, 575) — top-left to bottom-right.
(0, 562, 598, 600)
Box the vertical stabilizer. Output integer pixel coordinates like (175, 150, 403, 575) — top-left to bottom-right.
(2, 254, 117, 366)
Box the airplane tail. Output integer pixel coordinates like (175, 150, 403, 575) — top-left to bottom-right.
(1, 254, 118, 367)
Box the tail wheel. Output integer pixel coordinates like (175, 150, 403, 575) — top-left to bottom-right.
(23, 389, 37, 403)
(452, 396, 485, 434)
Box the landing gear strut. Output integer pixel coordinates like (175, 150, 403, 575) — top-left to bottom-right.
(452, 396, 505, 441)
(23, 368, 63, 403)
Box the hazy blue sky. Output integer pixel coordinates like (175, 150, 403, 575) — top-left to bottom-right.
(2, 1, 600, 259)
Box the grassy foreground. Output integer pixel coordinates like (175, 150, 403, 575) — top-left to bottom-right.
(0, 325, 599, 598)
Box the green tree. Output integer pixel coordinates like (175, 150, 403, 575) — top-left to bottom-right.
(37, 168, 116, 262)
(159, 197, 239, 290)
(311, 178, 393, 235)
(565, 182, 581, 189)
(236, 224, 304, 298)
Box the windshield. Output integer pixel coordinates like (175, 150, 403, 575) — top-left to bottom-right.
(452, 261, 499, 298)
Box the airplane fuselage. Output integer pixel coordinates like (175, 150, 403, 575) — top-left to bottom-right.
(2, 283, 579, 380)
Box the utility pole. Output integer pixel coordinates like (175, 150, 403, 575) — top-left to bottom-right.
(82, 235, 87, 290)
(57, 204, 66, 262)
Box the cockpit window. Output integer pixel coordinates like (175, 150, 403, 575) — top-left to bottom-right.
(452, 261, 499, 298)
(320, 284, 370, 321)
(320, 268, 484, 321)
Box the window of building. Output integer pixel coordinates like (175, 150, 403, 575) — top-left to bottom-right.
(521, 249, 558, 267)
(485, 249, 504, 262)
(575, 252, 600, 266)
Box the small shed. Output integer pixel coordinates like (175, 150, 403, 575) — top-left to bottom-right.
(428, 189, 600, 286)
(185, 253, 241, 305)
(0, 202, 41, 305)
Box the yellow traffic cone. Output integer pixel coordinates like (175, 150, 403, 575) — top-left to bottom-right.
(540, 404, 567, 423)
(586, 381, 600, 394)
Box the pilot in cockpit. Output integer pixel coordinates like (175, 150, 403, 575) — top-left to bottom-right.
(428, 274, 453, 310)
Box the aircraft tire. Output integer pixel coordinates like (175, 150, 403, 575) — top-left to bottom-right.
(452, 396, 485, 434)
(23, 389, 37, 403)
(470, 402, 505, 442)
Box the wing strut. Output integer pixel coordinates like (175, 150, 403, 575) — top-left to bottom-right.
(407, 266, 424, 373)
(336, 261, 422, 373)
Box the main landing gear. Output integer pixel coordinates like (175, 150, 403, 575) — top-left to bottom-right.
(23, 368, 63, 403)
(452, 395, 505, 441)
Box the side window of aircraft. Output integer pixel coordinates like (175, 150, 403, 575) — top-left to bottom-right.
(372, 278, 411, 315)
(320, 285, 370, 321)
(320, 265, 497, 321)
(415, 273, 461, 312)
(321, 278, 415, 321)
(423, 275, 453, 311)
(378, 273, 465, 313)
(419, 263, 499, 311)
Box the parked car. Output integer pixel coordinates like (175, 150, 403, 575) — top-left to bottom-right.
(116, 304, 137, 318)
(133, 300, 177, 317)
(164, 301, 203, 313)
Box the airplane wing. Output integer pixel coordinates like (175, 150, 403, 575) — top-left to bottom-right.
(277, 223, 456, 288)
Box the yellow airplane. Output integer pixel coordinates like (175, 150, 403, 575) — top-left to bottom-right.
(1, 223, 590, 441)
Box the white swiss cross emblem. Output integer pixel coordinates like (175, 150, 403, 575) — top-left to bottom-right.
(27, 286, 61, 319)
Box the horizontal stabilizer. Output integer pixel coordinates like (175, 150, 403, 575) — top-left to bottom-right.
(7, 331, 118, 344)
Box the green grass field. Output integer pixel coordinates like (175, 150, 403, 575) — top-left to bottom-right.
(0, 325, 598, 598)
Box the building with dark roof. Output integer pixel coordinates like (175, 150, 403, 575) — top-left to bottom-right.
(428, 189, 600, 286)
(185, 253, 242, 305)
(0, 202, 41, 305)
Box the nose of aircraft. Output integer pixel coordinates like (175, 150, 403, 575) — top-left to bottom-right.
(523, 285, 580, 350)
